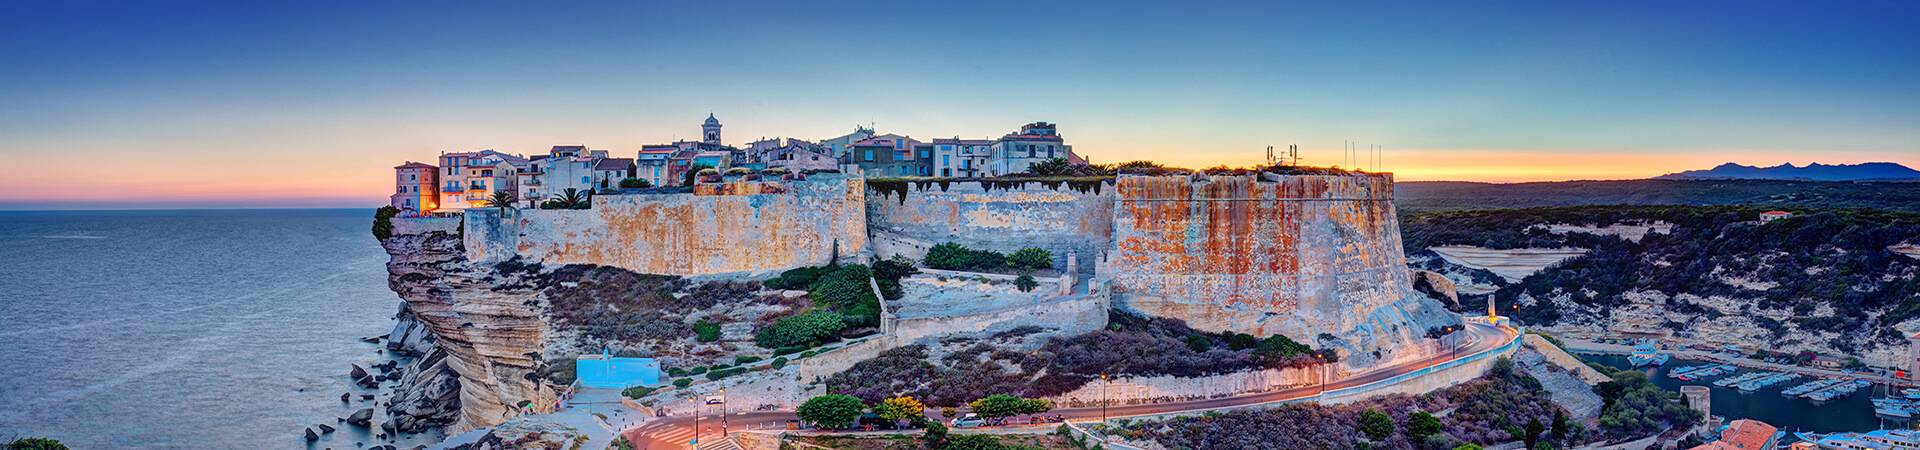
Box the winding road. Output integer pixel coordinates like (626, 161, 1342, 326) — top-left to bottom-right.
(622, 320, 1518, 449)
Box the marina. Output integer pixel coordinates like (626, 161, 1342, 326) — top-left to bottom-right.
(1585, 354, 1885, 433)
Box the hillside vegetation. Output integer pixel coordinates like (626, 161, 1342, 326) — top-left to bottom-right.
(1396, 179, 1920, 213)
(1401, 205, 1920, 354)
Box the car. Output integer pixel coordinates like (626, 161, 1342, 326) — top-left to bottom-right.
(951, 413, 986, 428)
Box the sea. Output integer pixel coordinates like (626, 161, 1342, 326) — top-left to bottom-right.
(0, 209, 441, 449)
(1583, 353, 1899, 434)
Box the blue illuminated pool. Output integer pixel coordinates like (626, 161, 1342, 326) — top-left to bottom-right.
(575, 357, 662, 389)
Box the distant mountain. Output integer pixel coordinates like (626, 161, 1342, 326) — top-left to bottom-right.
(1654, 162, 1920, 181)
(1394, 179, 1920, 212)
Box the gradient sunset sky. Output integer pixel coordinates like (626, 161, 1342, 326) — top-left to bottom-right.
(2, 1, 1916, 209)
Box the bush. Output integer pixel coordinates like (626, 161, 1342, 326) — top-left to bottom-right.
(797, 394, 866, 429)
(774, 345, 809, 356)
(706, 366, 747, 381)
(942, 434, 1016, 450)
(5, 438, 69, 450)
(673, 378, 692, 388)
(1014, 274, 1037, 292)
(967, 394, 1051, 421)
(735, 355, 763, 365)
(667, 367, 688, 376)
(924, 242, 1006, 271)
(1007, 247, 1053, 271)
(755, 311, 847, 348)
(693, 321, 721, 342)
(808, 265, 880, 326)
(371, 206, 401, 240)
(922, 421, 949, 448)
(770, 357, 788, 369)
(622, 386, 657, 399)
(1359, 408, 1395, 440)
(765, 266, 829, 291)
(619, 178, 650, 188)
(689, 366, 708, 375)
(1408, 411, 1442, 440)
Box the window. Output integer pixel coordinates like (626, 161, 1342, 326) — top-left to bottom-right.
(864, 150, 874, 161)
(581, 176, 590, 184)
(942, 155, 950, 167)
(1026, 145, 1034, 158)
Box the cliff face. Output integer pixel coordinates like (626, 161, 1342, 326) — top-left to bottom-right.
(1105, 174, 1459, 368)
(380, 226, 551, 433)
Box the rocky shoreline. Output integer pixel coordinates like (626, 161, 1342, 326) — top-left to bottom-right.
(301, 301, 460, 449)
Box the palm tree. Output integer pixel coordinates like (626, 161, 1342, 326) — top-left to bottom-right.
(488, 191, 516, 214)
(551, 188, 590, 209)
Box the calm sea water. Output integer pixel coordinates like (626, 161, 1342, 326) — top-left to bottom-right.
(1584, 354, 1898, 433)
(0, 209, 439, 449)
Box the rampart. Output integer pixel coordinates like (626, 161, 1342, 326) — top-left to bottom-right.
(462, 174, 868, 276)
(1105, 173, 1456, 368)
(865, 179, 1113, 275)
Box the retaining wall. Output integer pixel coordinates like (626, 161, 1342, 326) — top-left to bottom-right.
(865, 179, 1113, 275)
(463, 174, 868, 276)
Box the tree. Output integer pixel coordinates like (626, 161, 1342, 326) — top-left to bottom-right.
(371, 206, 401, 240)
(1551, 410, 1569, 441)
(1007, 247, 1053, 271)
(619, 177, 650, 188)
(809, 264, 881, 326)
(488, 190, 516, 214)
(876, 396, 927, 422)
(797, 394, 865, 429)
(1027, 158, 1073, 176)
(967, 394, 1050, 423)
(1014, 274, 1038, 292)
(548, 188, 590, 209)
(1407, 411, 1443, 440)
(1358, 408, 1396, 441)
(1524, 416, 1546, 449)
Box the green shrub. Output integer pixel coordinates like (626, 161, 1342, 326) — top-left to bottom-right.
(923, 242, 1007, 271)
(371, 206, 401, 240)
(735, 355, 763, 365)
(667, 367, 688, 377)
(800, 350, 820, 358)
(6, 438, 69, 450)
(755, 311, 848, 348)
(693, 321, 721, 342)
(770, 357, 788, 369)
(1358, 408, 1395, 440)
(621, 386, 657, 399)
(689, 366, 708, 375)
(710, 363, 733, 371)
(765, 266, 829, 290)
(1007, 247, 1053, 271)
(774, 345, 809, 356)
(618, 178, 650, 188)
(1014, 274, 1038, 292)
(809, 265, 880, 326)
(673, 378, 692, 388)
(706, 366, 747, 381)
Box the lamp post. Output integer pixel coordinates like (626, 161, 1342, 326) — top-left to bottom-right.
(1099, 373, 1110, 446)
(691, 397, 701, 449)
(1316, 353, 1327, 396)
(720, 387, 728, 436)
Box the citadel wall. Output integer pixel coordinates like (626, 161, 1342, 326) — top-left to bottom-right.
(864, 179, 1113, 275)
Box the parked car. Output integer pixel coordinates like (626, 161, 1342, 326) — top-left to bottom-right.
(951, 413, 986, 428)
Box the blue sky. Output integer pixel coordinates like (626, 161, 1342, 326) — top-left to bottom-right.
(2, 0, 1916, 208)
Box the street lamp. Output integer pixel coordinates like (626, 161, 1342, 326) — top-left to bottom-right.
(1099, 373, 1110, 447)
(691, 397, 702, 449)
(720, 387, 728, 436)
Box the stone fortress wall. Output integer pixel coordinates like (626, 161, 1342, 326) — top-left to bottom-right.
(864, 179, 1113, 275)
(453, 171, 1452, 370)
(1104, 174, 1457, 368)
(463, 173, 869, 276)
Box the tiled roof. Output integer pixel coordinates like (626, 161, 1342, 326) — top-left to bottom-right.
(594, 158, 635, 170)
(394, 162, 435, 169)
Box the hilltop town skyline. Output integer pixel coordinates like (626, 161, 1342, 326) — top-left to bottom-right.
(4, 1, 1918, 209)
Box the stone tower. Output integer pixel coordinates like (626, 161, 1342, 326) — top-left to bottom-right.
(702, 113, 722, 145)
(1908, 333, 1920, 381)
(1680, 385, 1715, 430)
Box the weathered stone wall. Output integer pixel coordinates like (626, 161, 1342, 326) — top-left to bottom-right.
(1105, 173, 1458, 369)
(866, 180, 1113, 275)
(1046, 365, 1319, 408)
(465, 174, 868, 276)
(888, 272, 1107, 343)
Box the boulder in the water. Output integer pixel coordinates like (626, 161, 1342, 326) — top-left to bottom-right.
(304, 428, 319, 441)
(317, 424, 336, 433)
(346, 408, 374, 426)
(350, 364, 369, 380)
(340, 392, 350, 402)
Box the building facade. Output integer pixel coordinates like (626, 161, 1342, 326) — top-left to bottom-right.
(987, 122, 1076, 176)
(931, 138, 993, 178)
(390, 162, 439, 216)
(842, 133, 930, 176)
(437, 149, 530, 210)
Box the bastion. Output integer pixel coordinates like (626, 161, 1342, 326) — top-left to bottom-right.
(1104, 173, 1457, 367)
(865, 178, 1113, 275)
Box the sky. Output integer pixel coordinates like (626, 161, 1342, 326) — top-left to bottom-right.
(2, 1, 1916, 209)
